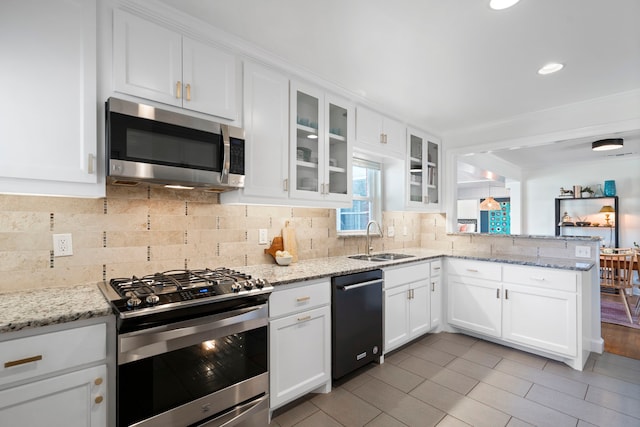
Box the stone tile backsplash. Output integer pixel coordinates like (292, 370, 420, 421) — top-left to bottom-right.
(0, 186, 596, 292)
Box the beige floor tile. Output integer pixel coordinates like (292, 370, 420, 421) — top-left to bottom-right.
(337, 371, 375, 393)
(352, 378, 445, 427)
(366, 361, 425, 393)
(436, 332, 479, 347)
(384, 349, 411, 366)
(428, 338, 472, 357)
(495, 358, 588, 398)
(410, 380, 510, 427)
(272, 400, 319, 427)
(471, 340, 548, 369)
(585, 385, 640, 419)
(460, 347, 503, 368)
(397, 355, 447, 379)
(294, 410, 343, 427)
(577, 421, 599, 427)
(593, 358, 640, 385)
(468, 382, 576, 427)
(364, 412, 407, 426)
(311, 387, 381, 426)
(403, 342, 457, 366)
(429, 367, 478, 395)
(506, 418, 535, 427)
(447, 358, 532, 397)
(544, 360, 640, 397)
(435, 415, 472, 426)
(527, 383, 640, 427)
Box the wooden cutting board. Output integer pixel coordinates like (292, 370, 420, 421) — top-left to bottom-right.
(282, 221, 298, 262)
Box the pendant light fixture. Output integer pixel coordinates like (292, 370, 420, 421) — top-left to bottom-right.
(479, 196, 501, 211)
(592, 138, 623, 151)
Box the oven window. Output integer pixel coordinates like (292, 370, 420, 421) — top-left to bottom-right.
(118, 326, 267, 426)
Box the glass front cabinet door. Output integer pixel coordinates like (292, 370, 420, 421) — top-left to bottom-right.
(290, 81, 352, 206)
(407, 128, 440, 209)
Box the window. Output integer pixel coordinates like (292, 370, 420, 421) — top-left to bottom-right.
(337, 158, 382, 234)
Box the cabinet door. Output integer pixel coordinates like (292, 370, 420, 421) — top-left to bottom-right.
(406, 128, 440, 210)
(0, 0, 99, 193)
(448, 275, 502, 338)
(355, 106, 383, 147)
(503, 284, 577, 357)
(409, 281, 430, 338)
(113, 9, 182, 107)
(384, 284, 410, 353)
(0, 364, 107, 427)
(182, 37, 237, 120)
(290, 81, 324, 200)
(382, 116, 406, 158)
(430, 274, 442, 329)
(234, 62, 289, 200)
(324, 94, 352, 203)
(269, 306, 330, 409)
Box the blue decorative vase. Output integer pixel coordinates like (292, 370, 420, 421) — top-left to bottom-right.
(603, 180, 616, 197)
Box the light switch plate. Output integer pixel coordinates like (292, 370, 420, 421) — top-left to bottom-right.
(575, 245, 591, 258)
(259, 229, 268, 245)
(387, 226, 395, 237)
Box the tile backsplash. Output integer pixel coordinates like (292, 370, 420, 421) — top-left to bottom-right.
(0, 186, 595, 293)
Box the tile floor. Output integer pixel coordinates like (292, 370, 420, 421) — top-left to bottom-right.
(269, 332, 640, 427)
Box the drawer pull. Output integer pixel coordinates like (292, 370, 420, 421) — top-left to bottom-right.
(4, 355, 42, 368)
(297, 315, 311, 322)
(433, 266, 441, 270)
(505, 289, 509, 299)
(530, 276, 546, 281)
(431, 282, 435, 292)
(94, 377, 103, 386)
(296, 296, 311, 302)
(496, 288, 500, 299)
(467, 268, 479, 273)
(95, 395, 104, 404)
(176, 81, 182, 98)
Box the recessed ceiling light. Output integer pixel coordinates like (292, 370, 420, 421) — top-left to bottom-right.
(538, 63, 564, 75)
(489, 0, 521, 10)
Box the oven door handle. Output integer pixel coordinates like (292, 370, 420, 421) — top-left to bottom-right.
(197, 393, 269, 427)
(119, 304, 267, 365)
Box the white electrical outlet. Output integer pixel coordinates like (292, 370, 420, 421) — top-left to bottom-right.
(259, 229, 268, 245)
(403, 226, 408, 236)
(387, 226, 395, 237)
(53, 233, 73, 257)
(575, 245, 591, 258)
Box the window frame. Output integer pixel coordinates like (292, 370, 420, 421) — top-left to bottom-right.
(336, 157, 382, 236)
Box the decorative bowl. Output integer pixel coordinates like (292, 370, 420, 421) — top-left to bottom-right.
(275, 255, 292, 266)
(576, 221, 591, 226)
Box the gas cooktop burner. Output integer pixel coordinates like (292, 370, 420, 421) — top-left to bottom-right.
(100, 267, 272, 318)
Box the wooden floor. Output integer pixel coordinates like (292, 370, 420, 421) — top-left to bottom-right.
(602, 321, 640, 359)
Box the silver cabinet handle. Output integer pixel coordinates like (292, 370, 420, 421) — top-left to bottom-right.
(283, 178, 288, 192)
(496, 288, 500, 299)
(296, 296, 310, 302)
(505, 289, 509, 299)
(297, 315, 311, 322)
(431, 281, 435, 292)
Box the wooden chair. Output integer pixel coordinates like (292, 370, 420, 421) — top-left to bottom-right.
(600, 251, 636, 323)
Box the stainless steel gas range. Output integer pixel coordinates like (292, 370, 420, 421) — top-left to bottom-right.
(98, 268, 273, 427)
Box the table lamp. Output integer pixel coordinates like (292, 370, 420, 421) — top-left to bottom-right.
(599, 205, 615, 226)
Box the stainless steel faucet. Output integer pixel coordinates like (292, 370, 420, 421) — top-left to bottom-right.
(365, 220, 383, 256)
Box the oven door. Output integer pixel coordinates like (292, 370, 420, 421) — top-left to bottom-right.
(117, 303, 268, 427)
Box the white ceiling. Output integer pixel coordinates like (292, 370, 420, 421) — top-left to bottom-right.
(157, 0, 640, 179)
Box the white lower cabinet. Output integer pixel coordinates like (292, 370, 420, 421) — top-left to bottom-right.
(0, 322, 109, 426)
(0, 364, 107, 427)
(269, 279, 331, 411)
(447, 259, 580, 361)
(429, 260, 443, 329)
(384, 261, 440, 353)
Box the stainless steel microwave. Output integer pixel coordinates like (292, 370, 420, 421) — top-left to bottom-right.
(106, 97, 245, 191)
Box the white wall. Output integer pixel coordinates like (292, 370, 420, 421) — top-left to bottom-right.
(524, 156, 640, 248)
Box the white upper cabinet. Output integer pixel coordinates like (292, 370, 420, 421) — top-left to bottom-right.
(289, 81, 353, 207)
(113, 9, 238, 121)
(221, 61, 290, 204)
(355, 106, 406, 159)
(0, 0, 102, 197)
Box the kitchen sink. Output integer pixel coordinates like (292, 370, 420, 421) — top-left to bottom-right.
(348, 253, 415, 262)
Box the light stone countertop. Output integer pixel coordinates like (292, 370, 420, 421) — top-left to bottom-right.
(0, 284, 112, 334)
(0, 249, 594, 334)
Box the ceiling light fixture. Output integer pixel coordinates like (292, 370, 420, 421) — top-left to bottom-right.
(479, 196, 502, 211)
(592, 138, 623, 151)
(537, 63, 564, 75)
(489, 0, 520, 10)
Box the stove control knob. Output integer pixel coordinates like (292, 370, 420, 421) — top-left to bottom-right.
(231, 283, 242, 292)
(146, 294, 160, 305)
(255, 279, 265, 289)
(127, 296, 142, 308)
(244, 281, 254, 290)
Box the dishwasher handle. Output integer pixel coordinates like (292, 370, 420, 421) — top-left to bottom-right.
(338, 279, 383, 291)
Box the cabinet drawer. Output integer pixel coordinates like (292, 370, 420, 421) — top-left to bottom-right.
(430, 259, 443, 277)
(447, 259, 502, 281)
(0, 323, 106, 387)
(503, 265, 577, 292)
(384, 262, 429, 288)
(269, 279, 330, 318)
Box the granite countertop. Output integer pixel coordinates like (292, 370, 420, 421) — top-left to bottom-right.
(239, 248, 595, 287)
(0, 249, 594, 334)
(0, 284, 112, 334)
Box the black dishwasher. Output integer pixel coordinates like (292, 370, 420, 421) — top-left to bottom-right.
(331, 269, 383, 379)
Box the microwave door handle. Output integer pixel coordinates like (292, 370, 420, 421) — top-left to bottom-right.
(220, 124, 231, 184)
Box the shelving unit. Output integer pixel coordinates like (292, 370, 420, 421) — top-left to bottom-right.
(554, 196, 619, 248)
